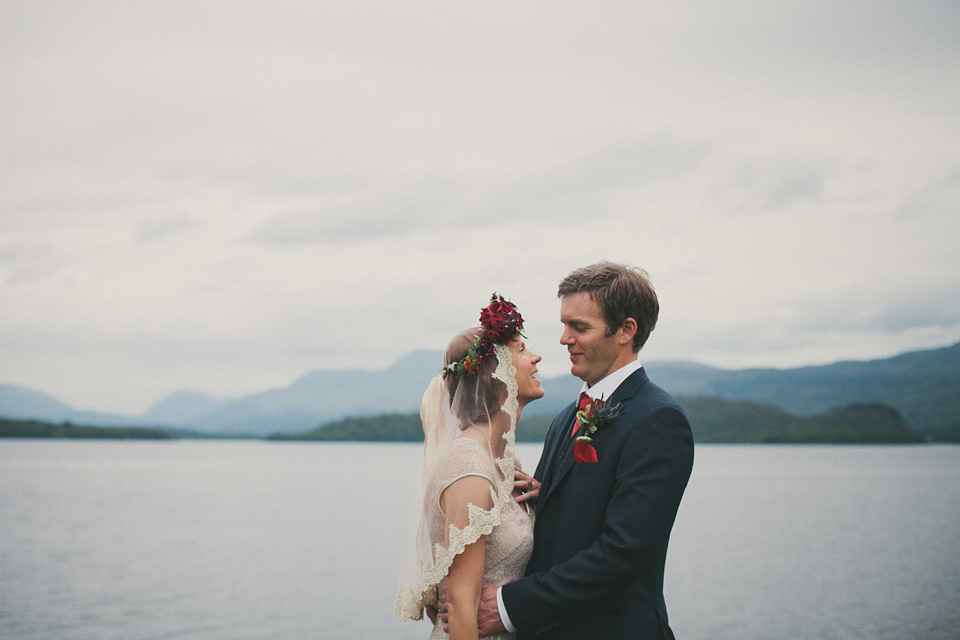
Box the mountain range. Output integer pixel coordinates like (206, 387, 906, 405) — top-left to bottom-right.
(1, 342, 958, 440)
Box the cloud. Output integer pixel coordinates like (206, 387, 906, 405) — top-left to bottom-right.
(248, 134, 711, 245)
(796, 278, 960, 335)
(247, 182, 459, 245)
(474, 135, 712, 221)
(679, 1, 960, 100)
(0, 242, 65, 285)
(723, 156, 831, 216)
(1, 1, 958, 412)
(134, 214, 196, 243)
(892, 169, 960, 221)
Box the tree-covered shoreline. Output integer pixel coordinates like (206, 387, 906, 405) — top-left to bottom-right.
(2, 397, 935, 444)
(0, 419, 176, 440)
(270, 399, 929, 444)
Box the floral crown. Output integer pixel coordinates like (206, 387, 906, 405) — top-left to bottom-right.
(443, 293, 525, 377)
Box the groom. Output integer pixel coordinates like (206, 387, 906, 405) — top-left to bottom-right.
(482, 261, 694, 639)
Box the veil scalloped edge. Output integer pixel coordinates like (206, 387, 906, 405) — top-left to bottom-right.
(394, 344, 519, 621)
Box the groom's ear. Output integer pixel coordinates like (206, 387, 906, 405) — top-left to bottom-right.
(617, 317, 638, 346)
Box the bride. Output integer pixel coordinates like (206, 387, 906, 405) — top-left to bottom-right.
(395, 294, 544, 639)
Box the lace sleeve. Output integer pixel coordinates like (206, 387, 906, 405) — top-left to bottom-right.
(434, 439, 498, 514)
(395, 438, 512, 620)
(427, 439, 503, 578)
(395, 340, 521, 623)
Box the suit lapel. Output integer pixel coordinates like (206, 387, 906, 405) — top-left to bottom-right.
(542, 430, 578, 504)
(538, 368, 650, 510)
(606, 366, 647, 407)
(538, 403, 578, 502)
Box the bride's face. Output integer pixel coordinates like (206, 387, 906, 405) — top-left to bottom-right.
(509, 337, 544, 406)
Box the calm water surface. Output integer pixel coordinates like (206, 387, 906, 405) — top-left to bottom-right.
(1, 440, 958, 640)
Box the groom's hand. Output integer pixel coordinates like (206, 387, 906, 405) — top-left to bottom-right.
(439, 602, 452, 632)
(514, 468, 540, 505)
(477, 584, 507, 636)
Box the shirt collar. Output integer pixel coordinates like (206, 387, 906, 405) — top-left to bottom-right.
(579, 358, 643, 401)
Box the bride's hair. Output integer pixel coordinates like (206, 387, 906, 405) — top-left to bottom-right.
(443, 327, 507, 427)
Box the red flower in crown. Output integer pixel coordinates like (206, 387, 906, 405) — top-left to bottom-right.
(479, 295, 524, 342)
(443, 294, 525, 378)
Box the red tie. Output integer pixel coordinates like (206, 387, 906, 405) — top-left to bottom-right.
(571, 393, 590, 438)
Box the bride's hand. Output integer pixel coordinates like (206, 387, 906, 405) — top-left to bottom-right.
(514, 468, 540, 504)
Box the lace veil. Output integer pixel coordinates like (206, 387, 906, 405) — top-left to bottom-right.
(394, 322, 521, 621)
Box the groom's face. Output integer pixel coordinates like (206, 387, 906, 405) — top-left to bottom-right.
(559, 292, 622, 386)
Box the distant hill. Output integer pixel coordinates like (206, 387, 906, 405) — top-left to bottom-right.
(2, 342, 958, 440)
(678, 399, 924, 443)
(645, 342, 960, 441)
(0, 384, 175, 430)
(140, 390, 234, 425)
(181, 350, 442, 434)
(0, 385, 75, 422)
(269, 413, 424, 441)
(0, 351, 443, 436)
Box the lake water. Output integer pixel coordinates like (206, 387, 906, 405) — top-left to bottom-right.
(1, 440, 958, 640)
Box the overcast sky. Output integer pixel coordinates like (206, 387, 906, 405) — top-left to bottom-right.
(2, 1, 958, 414)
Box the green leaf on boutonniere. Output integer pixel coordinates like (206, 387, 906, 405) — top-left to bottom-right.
(575, 395, 624, 443)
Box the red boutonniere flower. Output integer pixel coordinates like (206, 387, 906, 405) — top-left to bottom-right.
(574, 439, 599, 464)
(573, 396, 624, 464)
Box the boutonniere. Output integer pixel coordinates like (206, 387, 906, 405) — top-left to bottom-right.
(574, 395, 624, 464)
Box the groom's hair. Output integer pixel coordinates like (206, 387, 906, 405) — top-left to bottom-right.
(558, 261, 659, 352)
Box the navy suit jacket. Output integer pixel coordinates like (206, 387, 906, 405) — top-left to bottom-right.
(502, 368, 694, 640)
